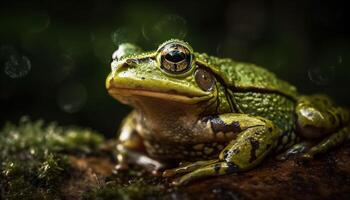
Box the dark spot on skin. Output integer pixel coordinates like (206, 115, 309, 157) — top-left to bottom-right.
(230, 121, 241, 132)
(248, 137, 260, 163)
(204, 116, 241, 133)
(211, 116, 226, 133)
(226, 162, 239, 174)
(326, 110, 337, 125)
(214, 164, 221, 173)
(141, 77, 145, 80)
(223, 149, 239, 160)
(232, 148, 240, 154)
(223, 150, 229, 159)
(201, 115, 214, 123)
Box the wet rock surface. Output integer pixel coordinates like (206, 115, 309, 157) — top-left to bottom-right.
(1, 119, 350, 200)
(68, 143, 350, 200)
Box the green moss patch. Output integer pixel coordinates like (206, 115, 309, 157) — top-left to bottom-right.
(0, 116, 104, 199)
(0, 117, 169, 200)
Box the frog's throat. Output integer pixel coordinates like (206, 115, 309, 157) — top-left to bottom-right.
(108, 87, 213, 104)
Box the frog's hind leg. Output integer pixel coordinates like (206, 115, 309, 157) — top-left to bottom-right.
(302, 125, 350, 159)
(296, 95, 350, 158)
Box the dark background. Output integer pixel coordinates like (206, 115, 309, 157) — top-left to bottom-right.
(1, 0, 349, 138)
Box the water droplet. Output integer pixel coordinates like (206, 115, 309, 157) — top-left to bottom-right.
(111, 27, 138, 47)
(57, 82, 87, 114)
(142, 14, 187, 44)
(4, 54, 31, 78)
(307, 66, 335, 86)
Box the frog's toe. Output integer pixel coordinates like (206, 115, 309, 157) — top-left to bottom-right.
(113, 162, 129, 174)
(151, 168, 164, 176)
(276, 142, 312, 161)
(172, 175, 189, 186)
(171, 171, 208, 186)
(163, 168, 179, 177)
(163, 159, 218, 177)
(170, 161, 235, 185)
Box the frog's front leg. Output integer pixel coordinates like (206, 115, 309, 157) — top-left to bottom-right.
(116, 110, 165, 173)
(163, 114, 282, 185)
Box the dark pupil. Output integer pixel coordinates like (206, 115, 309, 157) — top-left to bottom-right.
(165, 50, 185, 63)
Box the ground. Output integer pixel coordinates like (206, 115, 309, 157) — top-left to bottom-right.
(1, 117, 350, 200)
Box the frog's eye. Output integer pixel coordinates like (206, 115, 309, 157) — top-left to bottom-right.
(194, 68, 215, 91)
(160, 44, 192, 74)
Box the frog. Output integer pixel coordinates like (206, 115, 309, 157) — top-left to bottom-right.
(106, 39, 350, 185)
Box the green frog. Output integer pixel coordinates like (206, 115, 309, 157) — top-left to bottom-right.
(106, 39, 350, 185)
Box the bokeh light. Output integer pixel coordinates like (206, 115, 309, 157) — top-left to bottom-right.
(4, 54, 31, 79)
(57, 82, 87, 114)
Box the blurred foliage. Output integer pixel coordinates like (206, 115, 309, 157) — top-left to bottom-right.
(0, 0, 349, 136)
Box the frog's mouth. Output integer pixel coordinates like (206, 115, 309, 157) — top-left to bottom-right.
(108, 84, 213, 104)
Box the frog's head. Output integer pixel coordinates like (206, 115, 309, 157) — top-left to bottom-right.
(106, 39, 219, 113)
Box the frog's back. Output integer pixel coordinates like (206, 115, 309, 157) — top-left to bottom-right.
(195, 53, 298, 100)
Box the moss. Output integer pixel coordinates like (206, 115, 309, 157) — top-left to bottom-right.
(82, 175, 166, 200)
(82, 164, 169, 200)
(37, 154, 68, 188)
(0, 116, 105, 199)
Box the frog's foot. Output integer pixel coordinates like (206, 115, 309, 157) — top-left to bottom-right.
(171, 161, 238, 186)
(116, 145, 167, 175)
(115, 153, 130, 171)
(163, 159, 219, 177)
(301, 124, 350, 159)
(276, 141, 312, 161)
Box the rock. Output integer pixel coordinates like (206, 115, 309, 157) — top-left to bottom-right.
(68, 143, 350, 200)
(1, 118, 350, 200)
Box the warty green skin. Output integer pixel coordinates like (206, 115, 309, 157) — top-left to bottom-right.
(106, 39, 350, 185)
